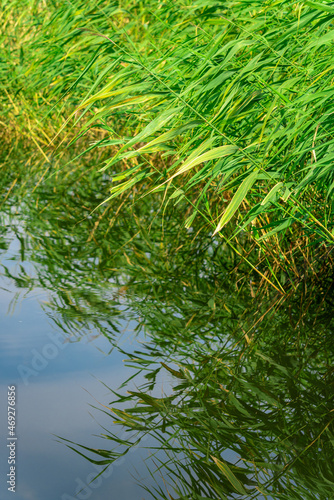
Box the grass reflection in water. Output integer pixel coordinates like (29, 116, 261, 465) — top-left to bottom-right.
(1, 151, 333, 500)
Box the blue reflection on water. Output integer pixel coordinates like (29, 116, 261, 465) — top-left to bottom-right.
(0, 241, 159, 500)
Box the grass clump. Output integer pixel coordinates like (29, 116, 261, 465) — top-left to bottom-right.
(2, 0, 334, 291)
(3, 1, 334, 238)
(62, 1, 334, 246)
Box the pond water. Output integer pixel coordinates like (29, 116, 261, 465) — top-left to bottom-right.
(0, 228, 169, 500)
(0, 171, 172, 499)
(1, 160, 333, 500)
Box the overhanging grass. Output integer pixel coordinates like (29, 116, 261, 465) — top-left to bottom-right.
(2, 1, 334, 298)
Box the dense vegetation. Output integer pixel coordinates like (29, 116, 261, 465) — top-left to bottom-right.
(1, 1, 334, 499)
(3, 2, 334, 251)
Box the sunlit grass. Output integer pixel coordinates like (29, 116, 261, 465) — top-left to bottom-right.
(2, 0, 334, 294)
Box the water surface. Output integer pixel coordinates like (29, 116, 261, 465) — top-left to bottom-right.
(1, 159, 333, 500)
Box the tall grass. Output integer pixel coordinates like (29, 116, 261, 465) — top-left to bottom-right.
(2, 0, 334, 294)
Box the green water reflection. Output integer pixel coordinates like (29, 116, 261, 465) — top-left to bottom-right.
(1, 148, 333, 500)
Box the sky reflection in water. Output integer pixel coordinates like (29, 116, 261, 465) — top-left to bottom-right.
(0, 245, 157, 500)
(1, 163, 333, 500)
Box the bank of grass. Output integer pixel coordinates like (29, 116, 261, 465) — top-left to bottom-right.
(2, 0, 334, 291)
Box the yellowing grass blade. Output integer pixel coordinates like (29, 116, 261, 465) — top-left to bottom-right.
(169, 144, 238, 181)
(211, 456, 247, 495)
(213, 170, 258, 235)
(261, 182, 283, 205)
